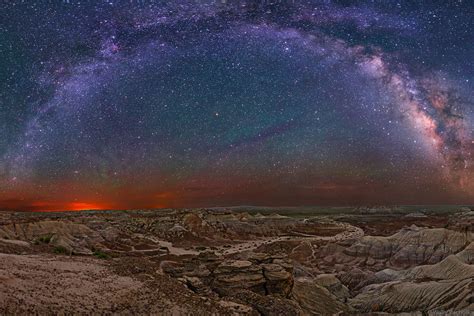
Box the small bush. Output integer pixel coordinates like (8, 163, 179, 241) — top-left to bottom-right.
(53, 246, 69, 254)
(92, 250, 109, 259)
(36, 235, 53, 244)
(195, 246, 207, 251)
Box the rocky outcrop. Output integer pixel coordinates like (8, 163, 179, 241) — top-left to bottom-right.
(344, 226, 471, 268)
(292, 277, 350, 315)
(406, 255, 474, 281)
(229, 289, 302, 315)
(457, 242, 474, 264)
(0, 221, 103, 254)
(338, 267, 375, 290)
(262, 262, 293, 296)
(350, 278, 474, 313)
(314, 273, 350, 302)
(349, 246, 474, 313)
(289, 241, 314, 262)
(212, 260, 266, 295)
(162, 252, 294, 299)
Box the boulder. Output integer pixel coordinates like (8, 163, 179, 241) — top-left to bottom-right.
(262, 263, 293, 297)
(212, 260, 266, 295)
(289, 241, 314, 262)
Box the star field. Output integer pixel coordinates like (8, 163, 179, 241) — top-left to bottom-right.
(0, 0, 473, 210)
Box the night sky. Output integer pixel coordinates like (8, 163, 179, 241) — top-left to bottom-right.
(0, 0, 473, 211)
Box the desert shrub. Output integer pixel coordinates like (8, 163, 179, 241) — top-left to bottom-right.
(53, 246, 69, 254)
(36, 235, 53, 244)
(92, 249, 109, 259)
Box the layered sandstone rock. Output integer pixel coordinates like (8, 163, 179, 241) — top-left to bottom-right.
(212, 260, 266, 295)
(0, 221, 103, 254)
(292, 277, 350, 315)
(162, 251, 294, 300)
(344, 226, 471, 268)
(314, 273, 350, 302)
(262, 262, 293, 296)
(350, 278, 474, 313)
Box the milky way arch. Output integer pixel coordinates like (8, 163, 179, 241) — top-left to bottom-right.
(0, 1, 473, 210)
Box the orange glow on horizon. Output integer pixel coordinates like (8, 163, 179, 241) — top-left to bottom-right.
(24, 201, 109, 212)
(68, 202, 108, 211)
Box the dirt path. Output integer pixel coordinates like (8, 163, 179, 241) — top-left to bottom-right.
(141, 235, 199, 256)
(217, 222, 364, 255)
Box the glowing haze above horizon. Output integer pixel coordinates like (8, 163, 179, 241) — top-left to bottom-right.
(1, 0, 473, 211)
